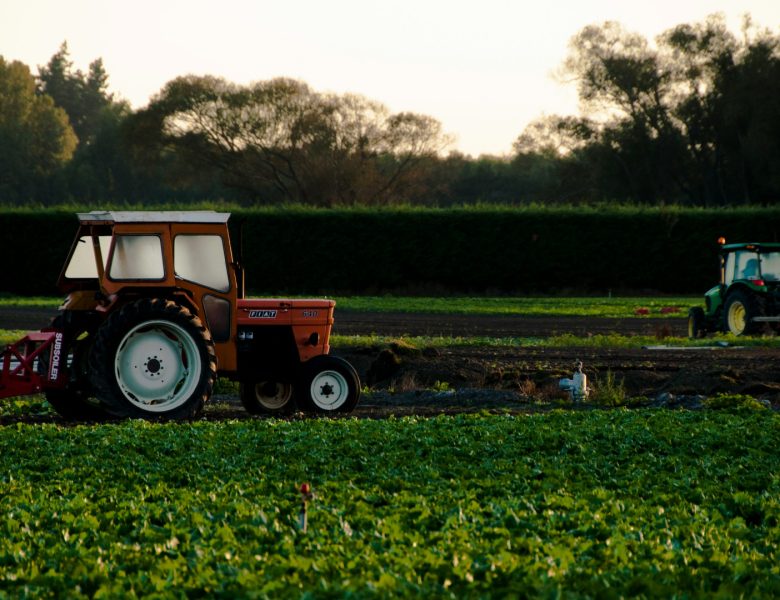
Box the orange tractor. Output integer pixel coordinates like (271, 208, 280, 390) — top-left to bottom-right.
(0, 211, 360, 420)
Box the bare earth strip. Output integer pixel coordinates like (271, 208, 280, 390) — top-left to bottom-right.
(2, 306, 778, 420)
(332, 311, 686, 338)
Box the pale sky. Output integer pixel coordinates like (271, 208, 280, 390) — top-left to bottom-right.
(2, 0, 779, 156)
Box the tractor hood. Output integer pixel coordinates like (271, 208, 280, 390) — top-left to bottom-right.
(236, 298, 335, 326)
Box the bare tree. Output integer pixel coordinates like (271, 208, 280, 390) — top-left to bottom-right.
(131, 76, 452, 205)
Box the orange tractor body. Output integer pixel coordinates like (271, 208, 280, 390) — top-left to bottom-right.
(0, 211, 359, 419)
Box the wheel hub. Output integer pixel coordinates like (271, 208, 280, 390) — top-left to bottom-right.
(252, 381, 293, 410)
(310, 370, 348, 410)
(145, 357, 162, 375)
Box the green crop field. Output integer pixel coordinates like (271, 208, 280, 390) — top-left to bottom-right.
(0, 409, 778, 597)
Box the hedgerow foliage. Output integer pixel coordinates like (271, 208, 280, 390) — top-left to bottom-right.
(2, 206, 779, 295)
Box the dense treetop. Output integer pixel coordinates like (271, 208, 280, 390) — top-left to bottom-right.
(1, 15, 779, 206)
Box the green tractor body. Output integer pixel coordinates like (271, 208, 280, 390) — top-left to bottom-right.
(689, 242, 780, 337)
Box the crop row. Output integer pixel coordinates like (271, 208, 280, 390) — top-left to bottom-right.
(0, 410, 778, 596)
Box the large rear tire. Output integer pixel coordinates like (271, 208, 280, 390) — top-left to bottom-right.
(239, 381, 296, 415)
(89, 299, 216, 419)
(296, 355, 360, 414)
(723, 290, 764, 336)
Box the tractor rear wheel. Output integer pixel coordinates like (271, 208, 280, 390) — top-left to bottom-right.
(687, 307, 707, 339)
(296, 355, 360, 414)
(723, 290, 764, 336)
(239, 381, 295, 415)
(89, 299, 216, 419)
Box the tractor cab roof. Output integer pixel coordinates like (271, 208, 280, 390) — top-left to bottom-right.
(77, 211, 231, 225)
(721, 242, 780, 253)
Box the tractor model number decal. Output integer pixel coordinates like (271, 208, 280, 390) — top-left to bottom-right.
(302, 310, 319, 318)
(50, 332, 64, 381)
(249, 310, 278, 319)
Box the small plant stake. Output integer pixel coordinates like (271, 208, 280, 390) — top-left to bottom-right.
(298, 482, 314, 533)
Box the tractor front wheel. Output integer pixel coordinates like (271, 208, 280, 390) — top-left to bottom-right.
(687, 307, 707, 339)
(89, 299, 216, 419)
(723, 290, 763, 336)
(296, 356, 360, 414)
(239, 381, 295, 415)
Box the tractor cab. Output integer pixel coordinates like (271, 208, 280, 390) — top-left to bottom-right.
(690, 240, 780, 337)
(721, 244, 780, 286)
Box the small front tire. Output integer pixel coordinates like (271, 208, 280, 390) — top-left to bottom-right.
(687, 307, 707, 339)
(296, 356, 360, 414)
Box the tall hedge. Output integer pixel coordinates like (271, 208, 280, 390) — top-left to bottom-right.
(3, 207, 779, 296)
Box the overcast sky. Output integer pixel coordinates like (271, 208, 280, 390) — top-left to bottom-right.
(2, 0, 779, 156)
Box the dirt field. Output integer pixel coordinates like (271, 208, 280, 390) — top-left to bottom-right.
(2, 307, 778, 419)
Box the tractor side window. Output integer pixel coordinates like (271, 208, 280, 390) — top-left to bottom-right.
(761, 252, 780, 281)
(724, 253, 735, 285)
(734, 251, 761, 281)
(173, 235, 230, 292)
(64, 236, 111, 279)
(109, 235, 165, 280)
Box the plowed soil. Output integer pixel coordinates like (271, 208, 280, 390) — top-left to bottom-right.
(2, 307, 778, 419)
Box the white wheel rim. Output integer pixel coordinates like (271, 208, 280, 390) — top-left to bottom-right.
(114, 319, 202, 412)
(310, 370, 349, 410)
(254, 382, 293, 410)
(728, 302, 746, 334)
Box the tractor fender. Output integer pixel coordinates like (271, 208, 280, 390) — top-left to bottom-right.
(724, 282, 767, 306)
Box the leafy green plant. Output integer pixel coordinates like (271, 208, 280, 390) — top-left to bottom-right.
(0, 395, 52, 417)
(213, 377, 240, 395)
(0, 411, 777, 596)
(432, 380, 452, 392)
(703, 393, 768, 411)
(591, 369, 628, 406)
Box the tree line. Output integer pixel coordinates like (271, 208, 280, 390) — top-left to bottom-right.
(2, 15, 779, 207)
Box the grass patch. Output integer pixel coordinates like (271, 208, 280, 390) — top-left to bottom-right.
(0, 330, 29, 346)
(331, 332, 780, 350)
(3, 326, 777, 355)
(0, 295, 60, 308)
(0, 295, 697, 318)
(333, 295, 695, 318)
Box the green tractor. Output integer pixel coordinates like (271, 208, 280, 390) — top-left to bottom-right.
(689, 240, 780, 337)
